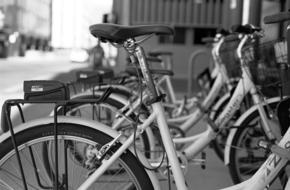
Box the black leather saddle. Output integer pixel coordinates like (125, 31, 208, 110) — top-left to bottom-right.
(89, 24, 174, 43)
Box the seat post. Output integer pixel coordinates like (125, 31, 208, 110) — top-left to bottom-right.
(123, 38, 158, 100)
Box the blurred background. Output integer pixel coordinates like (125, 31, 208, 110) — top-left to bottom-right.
(0, 0, 289, 99)
(0, 0, 288, 87)
(0, 0, 288, 114)
(0, 0, 113, 60)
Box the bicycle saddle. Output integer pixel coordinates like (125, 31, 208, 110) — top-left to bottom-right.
(89, 24, 174, 43)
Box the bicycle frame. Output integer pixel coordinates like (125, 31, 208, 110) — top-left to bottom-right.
(78, 35, 290, 190)
(82, 34, 278, 164)
(180, 34, 278, 158)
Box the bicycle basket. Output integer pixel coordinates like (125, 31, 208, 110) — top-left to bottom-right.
(242, 39, 288, 96)
(219, 40, 242, 78)
(243, 39, 287, 96)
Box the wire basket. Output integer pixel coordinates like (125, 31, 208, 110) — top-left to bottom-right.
(219, 40, 242, 78)
(242, 38, 288, 96)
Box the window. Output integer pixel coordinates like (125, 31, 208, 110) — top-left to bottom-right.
(193, 28, 216, 44)
(159, 27, 186, 44)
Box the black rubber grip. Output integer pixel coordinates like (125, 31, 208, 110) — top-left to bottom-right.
(264, 12, 290, 24)
(223, 34, 241, 42)
(148, 51, 173, 57)
(201, 37, 216, 43)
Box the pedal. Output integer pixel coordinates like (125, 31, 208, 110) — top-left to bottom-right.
(189, 152, 206, 169)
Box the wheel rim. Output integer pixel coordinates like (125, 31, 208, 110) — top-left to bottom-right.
(0, 135, 143, 189)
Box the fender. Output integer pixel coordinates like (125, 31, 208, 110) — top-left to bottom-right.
(209, 92, 231, 119)
(49, 91, 130, 117)
(71, 90, 130, 105)
(0, 116, 160, 190)
(224, 96, 281, 165)
(94, 84, 135, 97)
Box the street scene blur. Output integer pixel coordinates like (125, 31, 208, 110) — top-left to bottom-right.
(0, 0, 113, 106)
(1, 0, 290, 190)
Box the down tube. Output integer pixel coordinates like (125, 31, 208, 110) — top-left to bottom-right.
(183, 78, 252, 158)
(180, 72, 224, 132)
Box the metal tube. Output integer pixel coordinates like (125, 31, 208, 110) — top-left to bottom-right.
(153, 103, 188, 190)
(135, 46, 158, 99)
(180, 72, 224, 132)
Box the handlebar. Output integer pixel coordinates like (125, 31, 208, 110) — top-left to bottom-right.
(231, 24, 262, 34)
(236, 35, 249, 59)
(264, 12, 290, 24)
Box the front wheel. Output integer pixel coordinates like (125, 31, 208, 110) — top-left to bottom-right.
(228, 106, 286, 189)
(0, 123, 154, 189)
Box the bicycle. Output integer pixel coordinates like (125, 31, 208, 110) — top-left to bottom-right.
(45, 23, 286, 185)
(1, 12, 290, 189)
(43, 24, 283, 182)
(63, 30, 240, 162)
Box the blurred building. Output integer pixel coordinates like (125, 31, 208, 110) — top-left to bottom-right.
(0, 0, 52, 57)
(51, 0, 112, 49)
(111, 0, 289, 90)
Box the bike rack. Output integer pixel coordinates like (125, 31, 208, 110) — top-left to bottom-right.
(187, 49, 212, 97)
(2, 88, 111, 190)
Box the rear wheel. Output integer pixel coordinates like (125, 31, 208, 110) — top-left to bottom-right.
(0, 123, 154, 189)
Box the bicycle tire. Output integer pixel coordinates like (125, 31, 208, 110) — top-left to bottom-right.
(0, 122, 154, 190)
(228, 101, 286, 189)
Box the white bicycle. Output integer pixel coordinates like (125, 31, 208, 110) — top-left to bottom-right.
(0, 12, 290, 190)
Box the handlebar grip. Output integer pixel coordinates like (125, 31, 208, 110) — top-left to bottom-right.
(264, 12, 290, 24)
(201, 37, 216, 43)
(223, 34, 241, 42)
